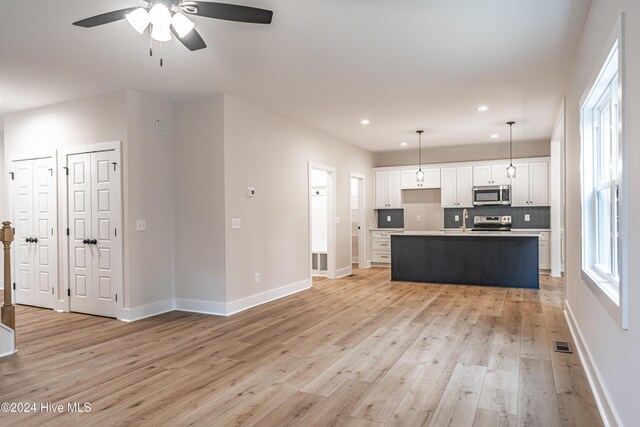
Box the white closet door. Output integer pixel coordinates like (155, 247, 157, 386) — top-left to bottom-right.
(13, 160, 34, 306)
(90, 151, 120, 318)
(68, 153, 94, 315)
(31, 158, 56, 308)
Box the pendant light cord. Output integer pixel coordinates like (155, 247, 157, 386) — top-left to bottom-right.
(417, 130, 423, 171)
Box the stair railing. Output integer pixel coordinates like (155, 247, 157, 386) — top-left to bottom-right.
(1, 221, 15, 346)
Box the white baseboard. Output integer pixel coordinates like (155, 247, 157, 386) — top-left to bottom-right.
(360, 260, 372, 269)
(226, 278, 311, 316)
(564, 300, 621, 427)
(175, 298, 227, 316)
(120, 299, 175, 322)
(335, 266, 353, 279)
(352, 257, 359, 263)
(0, 279, 4, 289)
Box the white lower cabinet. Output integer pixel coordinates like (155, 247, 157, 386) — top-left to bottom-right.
(371, 230, 394, 264)
(539, 231, 550, 270)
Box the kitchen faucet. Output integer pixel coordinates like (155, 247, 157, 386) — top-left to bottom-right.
(461, 209, 469, 233)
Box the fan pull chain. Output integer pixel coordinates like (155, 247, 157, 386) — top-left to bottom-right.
(149, 31, 153, 57)
(160, 42, 164, 67)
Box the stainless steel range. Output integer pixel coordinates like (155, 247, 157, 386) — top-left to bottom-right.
(473, 215, 512, 231)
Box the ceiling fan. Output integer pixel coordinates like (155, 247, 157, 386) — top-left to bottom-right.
(73, 1, 273, 62)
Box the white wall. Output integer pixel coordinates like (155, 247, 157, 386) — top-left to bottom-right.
(223, 96, 376, 302)
(0, 133, 4, 288)
(565, 1, 640, 426)
(375, 138, 550, 167)
(125, 91, 176, 309)
(173, 96, 227, 305)
(3, 91, 175, 313)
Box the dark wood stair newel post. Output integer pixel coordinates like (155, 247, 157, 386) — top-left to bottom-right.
(1, 221, 15, 345)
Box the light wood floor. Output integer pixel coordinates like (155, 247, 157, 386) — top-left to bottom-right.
(0, 268, 602, 426)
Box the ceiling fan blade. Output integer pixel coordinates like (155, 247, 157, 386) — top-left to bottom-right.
(172, 27, 207, 51)
(73, 8, 138, 28)
(181, 2, 273, 24)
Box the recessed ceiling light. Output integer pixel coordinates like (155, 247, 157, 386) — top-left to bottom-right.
(490, 134, 499, 139)
(360, 119, 370, 125)
(400, 142, 408, 147)
(477, 105, 489, 112)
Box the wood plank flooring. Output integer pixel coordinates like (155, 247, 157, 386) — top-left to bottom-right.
(0, 268, 602, 426)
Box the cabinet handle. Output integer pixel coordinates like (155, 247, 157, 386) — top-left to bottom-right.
(83, 239, 89, 244)
(91, 239, 98, 245)
(33, 238, 38, 243)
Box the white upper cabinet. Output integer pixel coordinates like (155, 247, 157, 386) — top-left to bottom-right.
(375, 170, 402, 208)
(441, 166, 473, 208)
(529, 162, 549, 206)
(472, 165, 492, 186)
(491, 163, 512, 185)
(511, 161, 549, 206)
(401, 168, 440, 189)
(374, 157, 549, 209)
(473, 163, 511, 186)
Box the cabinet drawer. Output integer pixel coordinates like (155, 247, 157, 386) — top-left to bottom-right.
(371, 231, 392, 240)
(372, 251, 391, 263)
(373, 239, 391, 250)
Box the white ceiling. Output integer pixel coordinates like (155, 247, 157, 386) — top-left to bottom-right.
(0, 0, 591, 151)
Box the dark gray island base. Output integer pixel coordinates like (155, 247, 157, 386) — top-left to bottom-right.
(391, 232, 539, 289)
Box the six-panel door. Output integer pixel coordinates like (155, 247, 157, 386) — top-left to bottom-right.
(68, 150, 120, 318)
(12, 157, 57, 309)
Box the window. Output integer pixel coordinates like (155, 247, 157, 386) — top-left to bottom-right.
(580, 35, 625, 320)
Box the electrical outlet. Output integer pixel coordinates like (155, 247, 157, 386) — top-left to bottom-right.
(387, 216, 391, 222)
(231, 218, 242, 229)
(155, 120, 165, 131)
(525, 214, 531, 222)
(454, 215, 460, 222)
(136, 220, 146, 231)
(416, 215, 421, 222)
(254, 273, 260, 283)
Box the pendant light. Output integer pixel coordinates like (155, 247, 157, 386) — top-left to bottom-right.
(506, 121, 517, 178)
(416, 130, 425, 183)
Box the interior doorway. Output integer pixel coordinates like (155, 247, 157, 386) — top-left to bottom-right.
(350, 173, 366, 270)
(60, 142, 123, 319)
(309, 163, 336, 279)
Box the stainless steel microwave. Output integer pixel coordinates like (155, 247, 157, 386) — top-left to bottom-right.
(473, 185, 511, 206)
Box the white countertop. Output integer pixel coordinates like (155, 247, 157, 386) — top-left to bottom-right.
(370, 228, 404, 231)
(440, 228, 550, 232)
(394, 230, 541, 237)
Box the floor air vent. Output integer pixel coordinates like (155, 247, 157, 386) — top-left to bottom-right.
(553, 341, 573, 354)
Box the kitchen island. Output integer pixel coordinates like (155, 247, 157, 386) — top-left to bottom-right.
(390, 231, 540, 289)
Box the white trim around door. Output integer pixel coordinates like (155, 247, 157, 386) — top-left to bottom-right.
(308, 162, 337, 280)
(59, 141, 124, 319)
(349, 172, 367, 270)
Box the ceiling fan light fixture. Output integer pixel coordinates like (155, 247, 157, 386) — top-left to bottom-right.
(172, 12, 195, 38)
(149, 3, 172, 29)
(151, 25, 172, 42)
(126, 8, 150, 34)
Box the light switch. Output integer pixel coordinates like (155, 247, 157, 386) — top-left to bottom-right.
(454, 215, 460, 222)
(232, 218, 242, 229)
(525, 214, 531, 222)
(417, 215, 421, 222)
(387, 216, 391, 222)
(136, 220, 146, 231)
(336, 217, 341, 224)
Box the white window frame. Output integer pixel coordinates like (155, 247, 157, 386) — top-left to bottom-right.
(579, 15, 628, 329)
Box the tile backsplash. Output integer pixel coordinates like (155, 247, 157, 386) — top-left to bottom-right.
(377, 209, 404, 228)
(444, 206, 550, 229)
